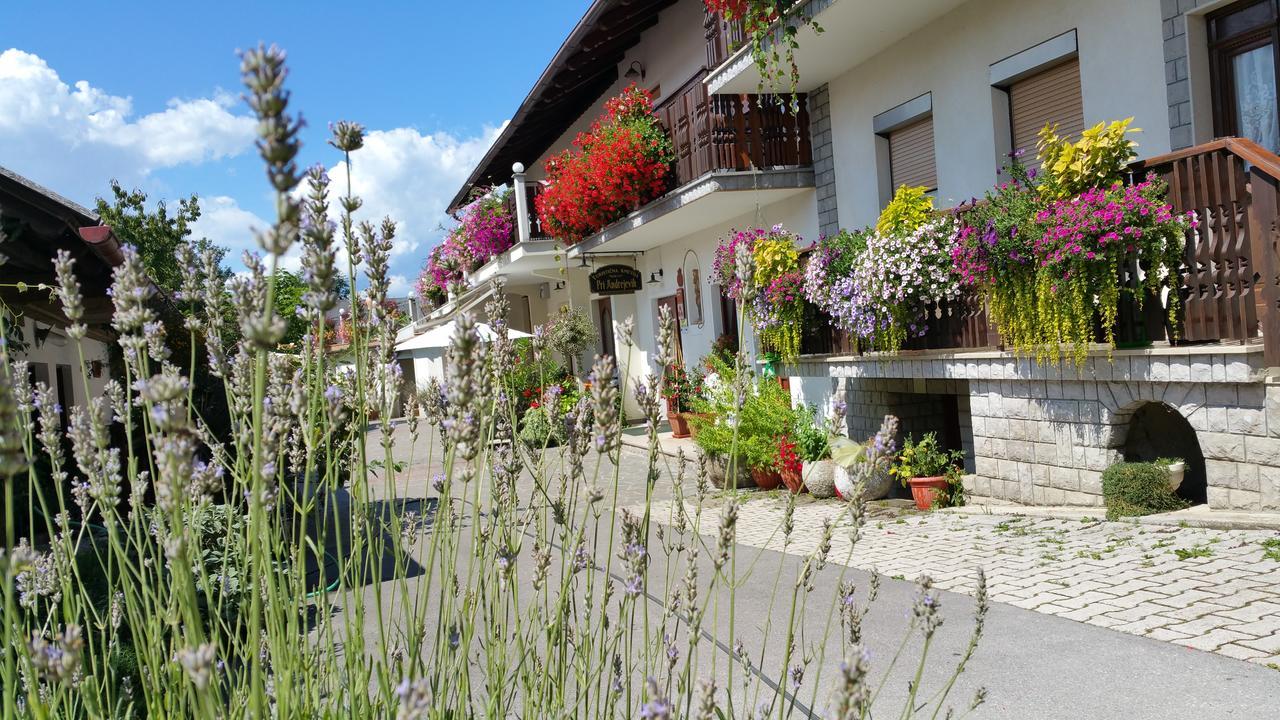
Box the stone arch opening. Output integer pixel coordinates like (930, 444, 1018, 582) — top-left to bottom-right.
(1120, 402, 1207, 505)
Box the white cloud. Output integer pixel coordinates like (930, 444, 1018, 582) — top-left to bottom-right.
(325, 124, 507, 264)
(0, 48, 507, 298)
(387, 274, 411, 297)
(0, 48, 255, 203)
(189, 195, 279, 265)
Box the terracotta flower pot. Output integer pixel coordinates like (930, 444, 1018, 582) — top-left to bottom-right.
(750, 467, 783, 491)
(687, 413, 713, 440)
(781, 466, 805, 494)
(669, 411, 691, 439)
(908, 475, 948, 511)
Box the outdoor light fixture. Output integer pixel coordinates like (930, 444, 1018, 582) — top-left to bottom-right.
(648, 268, 663, 284)
(624, 60, 645, 81)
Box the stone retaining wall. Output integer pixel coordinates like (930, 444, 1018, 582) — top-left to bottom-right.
(784, 345, 1279, 512)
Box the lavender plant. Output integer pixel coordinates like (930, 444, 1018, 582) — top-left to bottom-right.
(0, 47, 988, 720)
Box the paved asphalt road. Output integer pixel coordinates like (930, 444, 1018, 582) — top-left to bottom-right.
(331, 423, 1279, 718)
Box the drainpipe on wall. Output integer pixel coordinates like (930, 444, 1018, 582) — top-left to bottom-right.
(512, 162, 530, 245)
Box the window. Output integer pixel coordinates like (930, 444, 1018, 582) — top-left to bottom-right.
(1008, 58, 1084, 168)
(874, 93, 936, 195)
(887, 117, 937, 191)
(1209, 0, 1280, 152)
(990, 31, 1083, 169)
(597, 299, 616, 362)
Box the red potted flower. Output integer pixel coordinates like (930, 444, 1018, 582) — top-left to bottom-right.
(777, 436, 804, 494)
(663, 364, 702, 439)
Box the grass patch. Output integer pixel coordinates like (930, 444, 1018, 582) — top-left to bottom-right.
(1173, 546, 1213, 561)
(1261, 538, 1280, 562)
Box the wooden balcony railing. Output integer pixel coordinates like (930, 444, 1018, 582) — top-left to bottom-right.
(704, 10, 746, 71)
(654, 71, 812, 188)
(1130, 137, 1280, 363)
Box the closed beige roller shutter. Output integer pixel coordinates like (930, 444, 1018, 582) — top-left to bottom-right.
(888, 116, 936, 191)
(1010, 58, 1084, 167)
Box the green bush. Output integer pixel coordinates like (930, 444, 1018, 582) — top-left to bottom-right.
(519, 406, 566, 448)
(1102, 461, 1188, 519)
(692, 379, 794, 471)
(792, 404, 829, 462)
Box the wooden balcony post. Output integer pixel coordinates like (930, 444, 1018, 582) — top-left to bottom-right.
(512, 162, 531, 245)
(1247, 168, 1280, 366)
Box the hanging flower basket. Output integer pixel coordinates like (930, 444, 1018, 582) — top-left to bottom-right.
(714, 226, 806, 362)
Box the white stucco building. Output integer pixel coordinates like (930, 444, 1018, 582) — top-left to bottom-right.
(434, 0, 1280, 513)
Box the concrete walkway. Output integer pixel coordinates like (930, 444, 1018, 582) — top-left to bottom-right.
(645, 493, 1280, 669)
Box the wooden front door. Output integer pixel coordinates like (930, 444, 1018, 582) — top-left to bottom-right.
(597, 299, 616, 361)
(655, 295, 684, 366)
(1209, 0, 1280, 152)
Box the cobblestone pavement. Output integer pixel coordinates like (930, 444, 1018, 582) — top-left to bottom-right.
(644, 495, 1280, 668)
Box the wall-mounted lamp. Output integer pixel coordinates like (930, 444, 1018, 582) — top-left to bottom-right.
(624, 60, 646, 81)
(648, 268, 664, 285)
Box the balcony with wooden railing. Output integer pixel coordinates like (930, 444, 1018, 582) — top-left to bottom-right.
(654, 71, 812, 188)
(797, 138, 1280, 365)
(563, 69, 814, 255)
(704, 10, 746, 74)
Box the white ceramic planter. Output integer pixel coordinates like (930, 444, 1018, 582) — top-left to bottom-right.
(832, 463, 893, 501)
(803, 459, 837, 499)
(1167, 461, 1186, 492)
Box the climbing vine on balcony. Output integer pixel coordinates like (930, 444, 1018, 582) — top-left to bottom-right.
(706, 0, 823, 107)
(534, 85, 675, 245)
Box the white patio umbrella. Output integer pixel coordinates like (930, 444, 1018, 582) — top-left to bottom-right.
(394, 320, 531, 353)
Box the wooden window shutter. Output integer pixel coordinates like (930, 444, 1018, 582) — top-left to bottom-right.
(1009, 57, 1084, 167)
(888, 116, 937, 191)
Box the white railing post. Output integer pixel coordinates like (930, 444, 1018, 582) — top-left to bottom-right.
(512, 162, 531, 244)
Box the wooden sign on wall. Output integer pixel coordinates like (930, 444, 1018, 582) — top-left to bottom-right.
(589, 264, 642, 295)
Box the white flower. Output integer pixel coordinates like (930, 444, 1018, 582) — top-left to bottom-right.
(703, 372, 722, 399)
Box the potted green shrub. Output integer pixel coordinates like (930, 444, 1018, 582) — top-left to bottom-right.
(690, 421, 753, 489)
(518, 405, 566, 449)
(739, 380, 794, 491)
(691, 373, 791, 490)
(546, 305, 596, 377)
(892, 433, 964, 511)
(1157, 456, 1186, 492)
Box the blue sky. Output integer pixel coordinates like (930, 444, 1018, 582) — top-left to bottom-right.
(0, 0, 589, 293)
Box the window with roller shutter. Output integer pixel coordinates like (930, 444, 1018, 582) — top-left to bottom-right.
(1008, 58, 1084, 169)
(887, 116, 937, 192)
